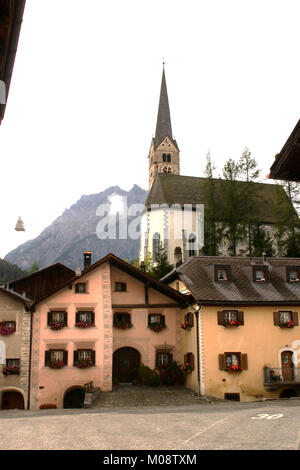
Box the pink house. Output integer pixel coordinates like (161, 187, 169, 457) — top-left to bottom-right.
(30, 253, 188, 409)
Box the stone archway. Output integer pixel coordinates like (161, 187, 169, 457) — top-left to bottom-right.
(1, 390, 24, 410)
(63, 387, 85, 409)
(113, 347, 141, 383)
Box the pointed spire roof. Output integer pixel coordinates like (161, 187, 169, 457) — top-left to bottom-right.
(154, 65, 174, 148)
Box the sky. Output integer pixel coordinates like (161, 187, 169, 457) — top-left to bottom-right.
(0, 0, 299, 259)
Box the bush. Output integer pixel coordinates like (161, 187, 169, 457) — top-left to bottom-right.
(158, 361, 185, 386)
(149, 372, 161, 387)
(138, 364, 155, 386)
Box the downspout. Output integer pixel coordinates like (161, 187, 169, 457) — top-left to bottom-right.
(190, 303, 204, 397)
(27, 306, 34, 410)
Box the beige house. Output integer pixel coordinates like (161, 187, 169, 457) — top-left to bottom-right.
(0, 287, 32, 410)
(162, 256, 300, 402)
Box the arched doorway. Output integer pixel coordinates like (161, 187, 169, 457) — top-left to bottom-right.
(279, 388, 297, 398)
(113, 347, 141, 383)
(1, 390, 24, 410)
(63, 387, 85, 409)
(281, 351, 294, 381)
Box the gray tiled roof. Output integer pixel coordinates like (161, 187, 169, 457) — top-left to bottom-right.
(174, 256, 300, 305)
(145, 173, 293, 224)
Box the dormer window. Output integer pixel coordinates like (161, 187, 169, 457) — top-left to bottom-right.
(253, 266, 268, 282)
(215, 265, 231, 282)
(287, 267, 300, 283)
(75, 283, 87, 293)
(115, 282, 127, 292)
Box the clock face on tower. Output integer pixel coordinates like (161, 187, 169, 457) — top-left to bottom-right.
(162, 165, 173, 174)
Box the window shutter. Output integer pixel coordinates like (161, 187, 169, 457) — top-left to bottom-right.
(92, 350, 96, 365)
(184, 354, 188, 364)
(63, 351, 68, 366)
(292, 312, 299, 326)
(217, 311, 224, 325)
(45, 350, 51, 366)
(47, 312, 51, 326)
(238, 311, 244, 325)
(219, 354, 226, 370)
(161, 315, 165, 326)
(91, 312, 95, 324)
(273, 311, 280, 326)
(125, 313, 130, 325)
(190, 353, 195, 370)
(148, 315, 151, 327)
(76, 312, 80, 323)
(73, 350, 78, 365)
(155, 354, 159, 368)
(168, 353, 173, 364)
(189, 313, 194, 327)
(64, 312, 68, 326)
(241, 354, 248, 370)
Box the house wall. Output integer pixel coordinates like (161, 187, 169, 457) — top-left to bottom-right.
(0, 293, 31, 409)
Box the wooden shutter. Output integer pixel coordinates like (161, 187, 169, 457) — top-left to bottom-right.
(47, 312, 52, 326)
(92, 350, 96, 365)
(73, 350, 78, 365)
(63, 351, 68, 366)
(189, 312, 194, 327)
(76, 312, 80, 323)
(168, 353, 173, 364)
(241, 354, 248, 370)
(292, 312, 299, 326)
(160, 315, 165, 326)
(217, 311, 224, 325)
(155, 353, 159, 368)
(189, 353, 195, 370)
(45, 350, 51, 366)
(148, 315, 151, 327)
(238, 311, 244, 325)
(273, 312, 280, 326)
(64, 312, 68, 327)
(219, 354, 226, 370)
(125, 313, 131, 325)
(91, 312, 95, 324)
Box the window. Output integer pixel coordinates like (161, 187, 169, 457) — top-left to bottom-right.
(4, 321, 16, 330)
(280, 311, 292, 324)
(113, 312, 132, 328)
(183, 312, 194, 328)
(76, 311, 95, 325)
(253, 266, 269, 282)
(156, 351, 173, 368)
(47, 311, 67, 327)
(115, 282, 127, 292)
(287, 267, 300, 282)
(75, 283, 87, 293)
(214, 265, 231, 282)
(45, 350, 68, 366)
(0, 321, 16, 334)
(184, 352, 195, 370)
(167, 154, 171, 162)
(3, 358, 20, 375)
(152, 233, 160, 262)
(273, 311, 298, 327)
(217, 310, 244, 327)
(219, 352, 248, 371)
(188, 233, 196, 257)
(149, 314, 164, 325)
(6, 358, 20, 368)
(163, 153, 167, 162)
(74, 349, 95, 366)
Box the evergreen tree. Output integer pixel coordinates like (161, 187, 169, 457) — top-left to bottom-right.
(274, 181, 300, 257)
(251, 223, 275, 257)
(221, 158, 247, 256)
(29, 261, 39, 274)
(148, 245, 173, 280)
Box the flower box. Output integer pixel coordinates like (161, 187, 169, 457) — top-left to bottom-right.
(227, 365, 243, 372)
(279, 321, 294, 328)
(149, 322, 166, 333)
(0, 325, 16, 336)
(180, 363, 193, 374)
(47, 360, 64, 369)
(224, 321, 242, 328)
(113, 320, 132, 330)
(49, 321, 65, 330)
(181, 322, 192, 330)
(74, 359, 94, 368)
(75, 321, 95, 328)
(3, 365, 20, 375)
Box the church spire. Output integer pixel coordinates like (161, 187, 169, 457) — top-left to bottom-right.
(154, 65, 173, 147)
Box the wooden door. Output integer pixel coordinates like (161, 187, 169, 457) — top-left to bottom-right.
(113, 347, 140, 382)
(281, 351, 294, 382)
(1, 391, 24, 410)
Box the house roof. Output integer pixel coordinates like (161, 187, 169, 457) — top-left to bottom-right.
(0, 0, 26, 124)
(144, 173, 295, 224)
(269, 119, 300, 182)
(9, 263, 75, 302)
(0, 285, 31, 307)
(162, 256, 300, 305)
(33, 253, 190, 306)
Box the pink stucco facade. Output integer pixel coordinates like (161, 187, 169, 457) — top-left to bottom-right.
(30, 261, 183, 409)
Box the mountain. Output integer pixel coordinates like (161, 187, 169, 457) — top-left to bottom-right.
(0, 259, 28, 284)
(5, 185, 148, 271)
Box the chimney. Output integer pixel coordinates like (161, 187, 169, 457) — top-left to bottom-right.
(83, 251, 92, 269)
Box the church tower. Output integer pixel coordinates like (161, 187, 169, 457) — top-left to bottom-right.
(148, 66, 180, 189)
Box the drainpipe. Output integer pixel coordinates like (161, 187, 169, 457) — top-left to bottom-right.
(27, 307, 34, 410)
(190, 303, 204, 397)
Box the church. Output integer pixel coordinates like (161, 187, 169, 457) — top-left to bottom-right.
(139, 66, 293, 267)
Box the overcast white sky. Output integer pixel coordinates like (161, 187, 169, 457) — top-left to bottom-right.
(0, 0, 299, 259)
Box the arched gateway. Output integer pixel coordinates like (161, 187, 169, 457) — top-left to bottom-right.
(113, 347, 141, 383)
(1, 390, 24, 410)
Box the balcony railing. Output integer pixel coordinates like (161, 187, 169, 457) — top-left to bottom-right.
(264, 367, 300, 385)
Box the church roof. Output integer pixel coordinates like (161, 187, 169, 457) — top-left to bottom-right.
(153, 67, 179, 151)
(145, 173, 294, 225)
(269, 118, 300, 182)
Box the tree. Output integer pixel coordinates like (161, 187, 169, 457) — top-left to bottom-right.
(251, 223, 275, 257)
(148, 245, 174, 280)
(238, 147, 261, 257)
(221, 158, 247, 256)
(29, 261, 39, 274)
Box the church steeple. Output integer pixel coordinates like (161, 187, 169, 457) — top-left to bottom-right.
(154, 65, 173, 148)
(148, 65, 180, 189)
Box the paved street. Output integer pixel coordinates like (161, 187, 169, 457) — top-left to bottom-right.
(1, 394, 300, 450)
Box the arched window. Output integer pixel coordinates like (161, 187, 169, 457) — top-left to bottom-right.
(152, 233, 161, 262)
(188, 233, 196, 257)
(167, 154, 171, 162)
